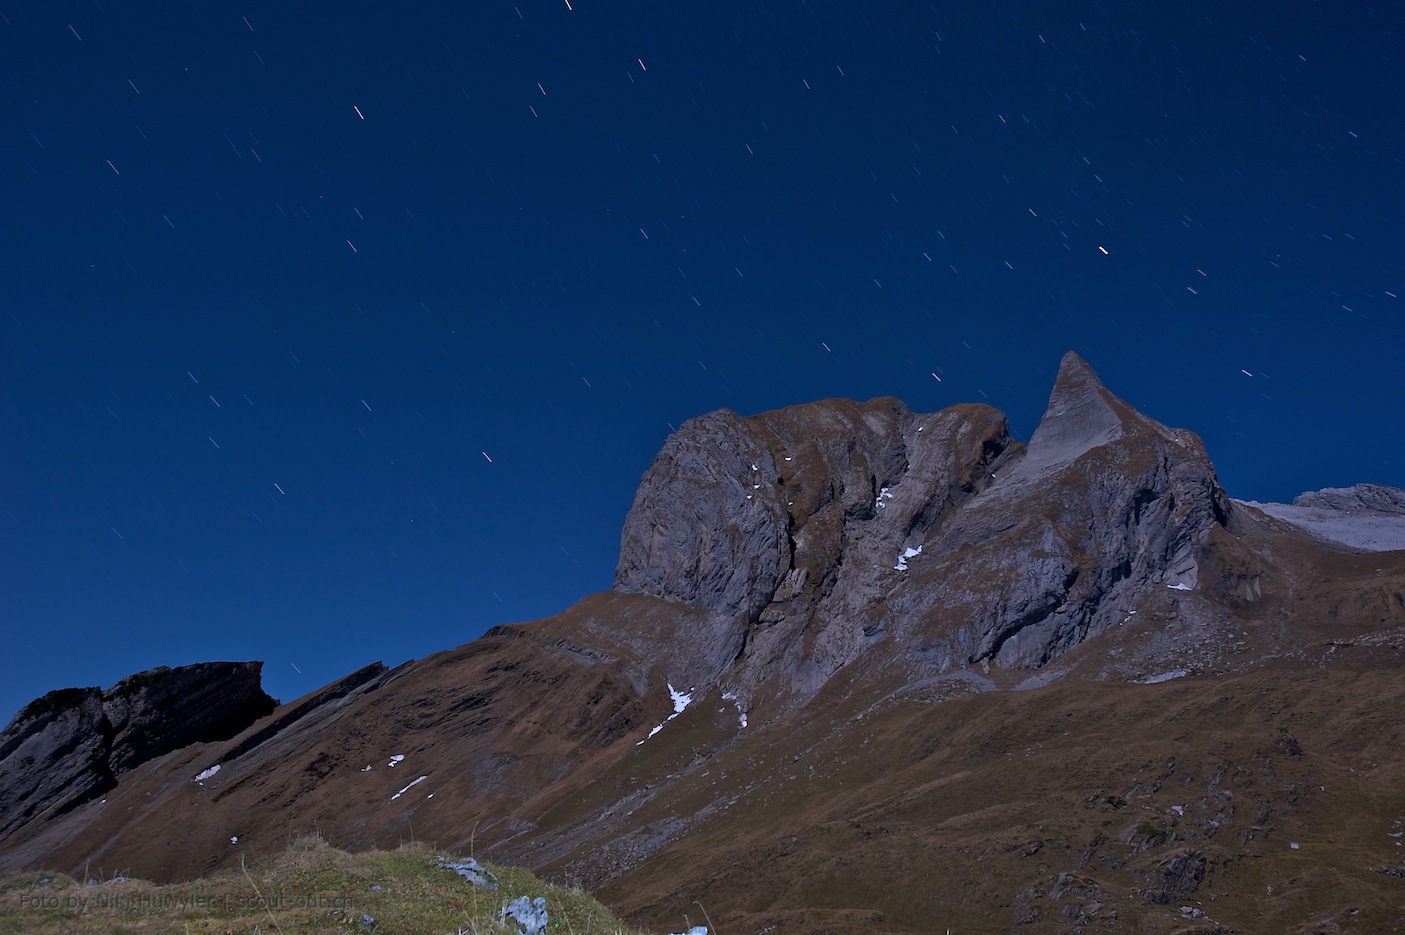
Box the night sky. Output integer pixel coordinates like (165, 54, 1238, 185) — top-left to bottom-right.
(3, 1, 1402, 722)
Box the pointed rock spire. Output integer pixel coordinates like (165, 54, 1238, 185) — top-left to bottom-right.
(1020, 351, 1135, 474)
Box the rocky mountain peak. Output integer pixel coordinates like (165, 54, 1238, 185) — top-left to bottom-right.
(909, 353, 1232, 674)
(1020, 351, 1129, 472)
(614, 354, 1233, 716)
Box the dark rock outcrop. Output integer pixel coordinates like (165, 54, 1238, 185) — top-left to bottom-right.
(0, 688, 112, 843)
(101, 662, 277, 775)
(0, 662, 276, 843)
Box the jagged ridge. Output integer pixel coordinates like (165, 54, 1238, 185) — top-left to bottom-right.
(614, 352, 1232, 714)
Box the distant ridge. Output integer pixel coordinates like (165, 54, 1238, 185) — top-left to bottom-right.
(1237, 483, 1405, 551)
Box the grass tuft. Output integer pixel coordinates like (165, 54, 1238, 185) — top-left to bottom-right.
(0, 835, 650, 935)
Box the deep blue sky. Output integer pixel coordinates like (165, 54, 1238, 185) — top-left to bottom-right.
(3, 1, 1402, 722)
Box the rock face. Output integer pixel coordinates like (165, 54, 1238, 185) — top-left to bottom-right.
(1293, 484, 1405, 514)
(0, 662, 276, 843)
(0, 688, 112, 843)
(615, 395, 1019, 703)
(615, 352, 1231, 709)
(891, 352, 1232, 671)
(101, 662, 277, 775)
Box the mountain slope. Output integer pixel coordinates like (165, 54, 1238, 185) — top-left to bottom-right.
(3, 352, 1404, 934)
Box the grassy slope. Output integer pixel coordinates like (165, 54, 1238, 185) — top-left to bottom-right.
(0, 835, 646, 935)
(583, 657, 1405, 935)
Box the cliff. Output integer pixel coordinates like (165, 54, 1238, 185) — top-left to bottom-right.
(0, 662, 275, 842)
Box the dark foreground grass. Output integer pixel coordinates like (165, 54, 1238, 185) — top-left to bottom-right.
(0, 835, 647, 935)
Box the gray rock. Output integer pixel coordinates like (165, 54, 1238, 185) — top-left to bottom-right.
(614, 407, 790, 684)
(498, 895, 548, 934)
(614, 352, 1232, 711)
(904, 352, 1230, 671)
(1146, 848, 1209, 902)
(435, 855, 498, 889)
(1238, 483, 1405, 551)
(1293, 484, 1405, 513)
(615, 392, 1018, 708)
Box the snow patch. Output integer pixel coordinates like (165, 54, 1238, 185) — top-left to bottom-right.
(390, 775, 428, 801)
(193, 764, 221, 783)
(722, 691, 748, 729)
(1166, 582, 1194, 591)
(637, 682, 695, 745)
(388, 754, 405, 767)
(875, 487, 894, 509)
(895, 544, 922, 571)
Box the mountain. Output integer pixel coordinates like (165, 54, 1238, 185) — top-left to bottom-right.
(4, 352, 1405, 934)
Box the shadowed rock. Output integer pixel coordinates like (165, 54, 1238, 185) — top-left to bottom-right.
(0, 662, 275, 843)
(0, 688, 112, 843)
